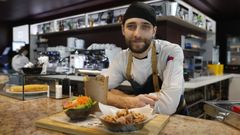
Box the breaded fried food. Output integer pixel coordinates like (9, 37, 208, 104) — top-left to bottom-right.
(9, 84, 49, 92)
(102, 109, 146, 125)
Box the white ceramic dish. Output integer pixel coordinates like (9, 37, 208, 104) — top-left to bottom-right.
(97, 103, 156, 132)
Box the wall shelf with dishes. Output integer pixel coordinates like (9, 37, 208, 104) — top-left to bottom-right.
(36, 15, 213, 38)
(182, 34, 206, 53)
(30, 0, 216, 36)
(34, 14, 86, 35)
(149, 0, 216, 33)
(36, 23, 121, 37)
(32, 5, 127, 36)
(157, 16, 207, 34)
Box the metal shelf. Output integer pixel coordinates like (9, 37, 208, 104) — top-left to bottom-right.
(185, 34, 205, 41)
(197, 113, 205, 118)
(37, 16, 211, 37)
(157, 16, 210, 34)
(37, 23, 121, 36)
(183, 48, 206, 53)
(209, 97, 221, 101)
(36, 42, 48, 44)
(187, 98, 204, 109)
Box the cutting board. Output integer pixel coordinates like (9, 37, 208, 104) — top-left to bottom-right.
(35, 112, 170, 135)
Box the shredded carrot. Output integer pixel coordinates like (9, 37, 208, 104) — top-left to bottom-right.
(63, 95, 92, 109)
(76, 96, 90, 105)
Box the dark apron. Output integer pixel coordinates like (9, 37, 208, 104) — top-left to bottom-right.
(125, 42, 188, 115)
(126, 74, 162, 95)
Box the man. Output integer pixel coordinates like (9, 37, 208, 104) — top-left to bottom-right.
(11, 45, 29, 73)
(103, 2, 185, 115)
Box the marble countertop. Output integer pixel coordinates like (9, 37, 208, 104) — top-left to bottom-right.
(0, 95, 239, 135)
(0, 95, 66, 135)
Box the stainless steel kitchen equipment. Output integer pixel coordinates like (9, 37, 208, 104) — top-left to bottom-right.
(204, 101, 240, 130)
(84, 49, 109, 70)
(69, 51, 85, 73)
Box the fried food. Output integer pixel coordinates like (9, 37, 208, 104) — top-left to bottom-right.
(102, 109, 146, 125)
(9, 84, 49, 92)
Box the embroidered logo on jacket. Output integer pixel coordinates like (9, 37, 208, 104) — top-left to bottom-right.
(166, 56, 174, 63)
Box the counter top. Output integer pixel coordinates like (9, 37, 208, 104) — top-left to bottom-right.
(42, 74, 239, 90)
(184, 74, 234, 89)
(0, 95, 239, 135)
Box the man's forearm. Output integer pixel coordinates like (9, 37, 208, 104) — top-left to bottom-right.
(107, 89, 156, 108)
(107, 89, 133, 108)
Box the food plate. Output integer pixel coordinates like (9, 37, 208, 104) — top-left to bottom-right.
(97, 103, 156, 132)
(5, 88, 47, 95)
(98, 113, 156, 132)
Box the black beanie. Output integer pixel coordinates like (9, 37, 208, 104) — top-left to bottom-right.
(123, 1, 156, 26)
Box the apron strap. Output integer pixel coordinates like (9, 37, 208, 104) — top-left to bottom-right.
(152, 43, 160, 92)
(126, 51, 133, 80)
(126, 42, 160, 92)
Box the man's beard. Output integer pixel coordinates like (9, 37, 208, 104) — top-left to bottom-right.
(126, 38, 152, 54)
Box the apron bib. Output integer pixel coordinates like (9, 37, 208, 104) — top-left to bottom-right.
(125, 42, 188, 115)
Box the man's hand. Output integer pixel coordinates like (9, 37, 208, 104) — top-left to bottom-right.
(107, 89, 160, 109)
(128, 94, 158, 108)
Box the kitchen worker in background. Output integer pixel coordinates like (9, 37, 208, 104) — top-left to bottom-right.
(102, 2, 187, 115)
(11, 45, 29, 73)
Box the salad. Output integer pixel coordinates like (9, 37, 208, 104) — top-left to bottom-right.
(63, 96, 96, 110)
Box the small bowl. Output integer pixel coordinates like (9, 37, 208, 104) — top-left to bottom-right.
(65, 108, 92, 121)
(99, 114, 150, 132)
(22, 67, 42, 74)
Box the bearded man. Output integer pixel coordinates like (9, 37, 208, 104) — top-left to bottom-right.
(102, 2, 187, 115)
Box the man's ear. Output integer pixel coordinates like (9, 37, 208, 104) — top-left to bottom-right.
(121, 24, 125, 36)
(153, 26, 157, 38)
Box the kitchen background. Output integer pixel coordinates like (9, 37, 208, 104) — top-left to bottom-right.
(0, 0, 240, 118)
(0, 0, 240, 73)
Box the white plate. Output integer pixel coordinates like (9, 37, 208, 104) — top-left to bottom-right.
(98, 102, 153, 116)
(6, 88, 47, 95)
(97, 103, 156, 132)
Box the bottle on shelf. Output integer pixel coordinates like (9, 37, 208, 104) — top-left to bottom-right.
(59, 20, 64, 31)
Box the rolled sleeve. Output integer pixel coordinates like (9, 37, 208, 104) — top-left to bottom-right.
(154, 45, 184, 115)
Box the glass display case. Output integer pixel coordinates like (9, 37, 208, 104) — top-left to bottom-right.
(0, 72, 86, 101)
(0, 73, 57, 100)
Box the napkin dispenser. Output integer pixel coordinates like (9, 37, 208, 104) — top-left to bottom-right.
(48, 79, 71, 99)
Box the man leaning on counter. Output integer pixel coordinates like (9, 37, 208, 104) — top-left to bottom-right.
(102, 2, 187, 115)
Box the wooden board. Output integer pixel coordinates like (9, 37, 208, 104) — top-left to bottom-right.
(35, 112, 169, 135)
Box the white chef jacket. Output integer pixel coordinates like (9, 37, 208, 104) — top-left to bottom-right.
(11, 54, 29, 72)
(102, 39, 184, 115)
